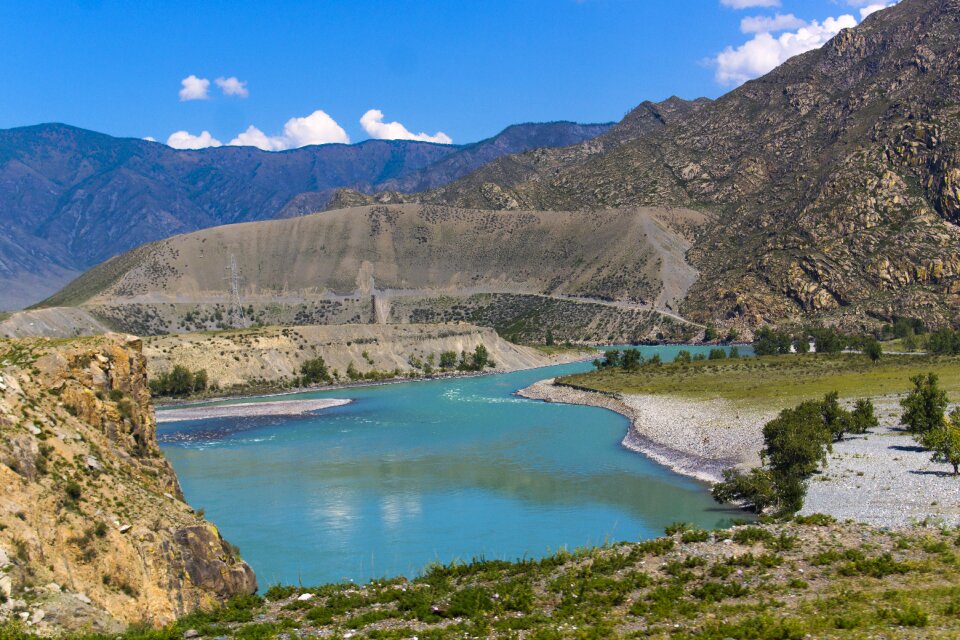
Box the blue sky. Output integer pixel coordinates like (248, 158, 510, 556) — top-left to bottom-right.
(0, 0, 894, 149)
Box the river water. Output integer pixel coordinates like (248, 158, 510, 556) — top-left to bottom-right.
(158, 345, 747, 586)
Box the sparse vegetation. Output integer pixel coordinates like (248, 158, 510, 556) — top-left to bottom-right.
(17, 521, 960, 639)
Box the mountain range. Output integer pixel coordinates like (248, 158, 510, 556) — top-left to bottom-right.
(0, 120, 610, 310)
(337, 0, 960, 330)
(7, 0, 960, 333)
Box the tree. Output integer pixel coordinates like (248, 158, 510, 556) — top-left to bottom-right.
(712, 468, 776, 513)
(545, 329, 555, 346)
(864, 338, 882, 362)
(726, 328, 740, 343)
(922, 409, 960, 475)
(621, 349, 643, 371)
(928, 329, 960, 355)
(901, 373, 948, 435)
(754, 327, 792, 356)
(471, 344, 490, 370)
(439, 351, 458, 370)
(167, 365, 194, 395)
(849, 399, 879, 435)
(193, 369, 209, 393)
(149, 364, 208, 397)
(704, 325, 717, 342)
(708, 348, 727, 360)
(808, 327, 845, 354)
(300, 356, 330, 385)
(820, 392, 852, 442)
(346, 362, 361, 380)
(762, 401, 833, 513)
(729, 346, 740, 359)
(675, 350, 692, 364)
(595, 350, 622, 370)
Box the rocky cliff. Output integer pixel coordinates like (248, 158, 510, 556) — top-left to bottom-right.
(0, 334, 255, 633)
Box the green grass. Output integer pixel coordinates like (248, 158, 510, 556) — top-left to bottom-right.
(21, 521, 960, 639)
(559, 353, 960, 409)
(528, 343, 599, 357)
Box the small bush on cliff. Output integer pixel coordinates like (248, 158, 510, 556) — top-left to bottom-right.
(64, 480, 82, 503)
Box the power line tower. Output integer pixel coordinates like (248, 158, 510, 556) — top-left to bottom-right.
(223, 254, 246, 326)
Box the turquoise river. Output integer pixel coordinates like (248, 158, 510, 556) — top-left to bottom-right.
(158, 345, 748, 587)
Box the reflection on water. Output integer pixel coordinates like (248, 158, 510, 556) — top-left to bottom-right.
(159, 346, 749, 586)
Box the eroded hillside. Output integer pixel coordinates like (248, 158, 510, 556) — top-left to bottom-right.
(143, 323, 586, 389)
(34, 204, 706, 343)
(0, 335, 255, 632)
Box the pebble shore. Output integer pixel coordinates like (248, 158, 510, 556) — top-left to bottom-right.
(518, 379, 960, 526)
(155, 398, 352, 423)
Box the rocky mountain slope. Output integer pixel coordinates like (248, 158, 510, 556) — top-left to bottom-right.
(340, 0, 960, 330)
(0, 121, 609, 310)
(0, 334, 255, 632)
(28, 204, 705, 342)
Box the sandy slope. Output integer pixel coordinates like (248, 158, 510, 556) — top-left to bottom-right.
(144, 323, 589, 388)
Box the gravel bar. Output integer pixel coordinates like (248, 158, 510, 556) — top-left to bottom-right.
(518, 379, 960, 526)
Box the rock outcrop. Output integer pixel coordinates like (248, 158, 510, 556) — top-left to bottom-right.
(0, 334, 256, 633)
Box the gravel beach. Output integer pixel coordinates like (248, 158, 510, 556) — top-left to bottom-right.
(518, 379, 960, 526)
(156, 398, 352, 423)
(517, 379, 769, 484)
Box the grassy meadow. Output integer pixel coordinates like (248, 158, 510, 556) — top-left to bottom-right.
(559, 353, 960, 410)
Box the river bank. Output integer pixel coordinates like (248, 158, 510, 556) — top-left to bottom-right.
(518, 378, 960, 527)
(155, 348, 599, 408)
(517, 379, 767, 484)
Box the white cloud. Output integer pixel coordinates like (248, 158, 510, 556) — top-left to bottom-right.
(166, 130, 222, 150)
(712, 14, 857, 85)
(721, 0, 780, 8)
(858, 2, 893, 18)
(227, 110, 350, 150)
(178, 75, 210, 101)
(359, 110, 452, 144)
(215, 76, 249, 98)
(229, 125, 279, 150)
(740, 13, 807, 33)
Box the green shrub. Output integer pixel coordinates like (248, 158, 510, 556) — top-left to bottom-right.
(300, 356, 330, 384)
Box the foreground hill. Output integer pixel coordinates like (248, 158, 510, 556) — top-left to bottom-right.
(0, 335, 255, 633)
(0, 121, 609, 310)
(15, 518, 960, 638)
(30, 204, 705, 343)
(340, 0, 960, 330)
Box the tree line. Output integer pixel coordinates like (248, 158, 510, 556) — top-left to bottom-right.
(592, 347, 739, 372)
(148, 365, 210, 398)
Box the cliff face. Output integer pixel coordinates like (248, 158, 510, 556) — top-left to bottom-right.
(0, 334, 255, 633)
